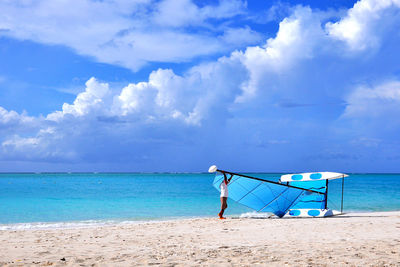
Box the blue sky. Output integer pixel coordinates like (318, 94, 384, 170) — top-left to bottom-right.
(1, 0, 400, 173)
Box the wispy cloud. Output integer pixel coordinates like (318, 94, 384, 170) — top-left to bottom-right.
(0, 0, 259, 71)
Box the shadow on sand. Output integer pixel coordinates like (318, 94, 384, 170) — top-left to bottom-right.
(229, 213, 391, 219)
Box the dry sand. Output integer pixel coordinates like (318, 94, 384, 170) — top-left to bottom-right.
(0, 211, 399, 266)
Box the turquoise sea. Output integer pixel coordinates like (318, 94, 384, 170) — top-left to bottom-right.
(0, 173, 399, 229)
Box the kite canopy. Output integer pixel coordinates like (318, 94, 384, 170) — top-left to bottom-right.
(289, 180, 326, 210)
(212, 172, 325, 218)
(280, 172, 348, 182)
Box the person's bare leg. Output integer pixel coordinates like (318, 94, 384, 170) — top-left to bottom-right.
(219, 197, 227, 219)
(218, 197, 224, 218)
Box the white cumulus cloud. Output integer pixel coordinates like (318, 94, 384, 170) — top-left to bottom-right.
(47, 77, 111, 121)
(343, 81, 400, 119)
(326, 0, 400, 51)
(2, 0, 400, 171)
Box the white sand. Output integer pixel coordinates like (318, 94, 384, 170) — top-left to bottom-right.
(0, 211, 399, 266)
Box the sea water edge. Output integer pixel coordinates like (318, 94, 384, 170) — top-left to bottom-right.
(0, 173, 399, 230)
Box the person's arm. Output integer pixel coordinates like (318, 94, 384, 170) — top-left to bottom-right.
(223, 173, 233, 184)
(227, 174, 233, 183)
(223, 173, 228, 184)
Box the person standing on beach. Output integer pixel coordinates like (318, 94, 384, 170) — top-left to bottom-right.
(218, 173, 232, 219)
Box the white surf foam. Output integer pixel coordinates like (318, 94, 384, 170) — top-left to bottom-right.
(0, 219, 145, 231)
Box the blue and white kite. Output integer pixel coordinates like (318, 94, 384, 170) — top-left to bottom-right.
(209, 165, 348, 218)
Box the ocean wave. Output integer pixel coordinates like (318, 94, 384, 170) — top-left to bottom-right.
(0, 219, 145, 231)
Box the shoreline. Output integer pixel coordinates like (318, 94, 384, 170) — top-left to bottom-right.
(1, 211, 399, 266)
(1, 210, 400, 231)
